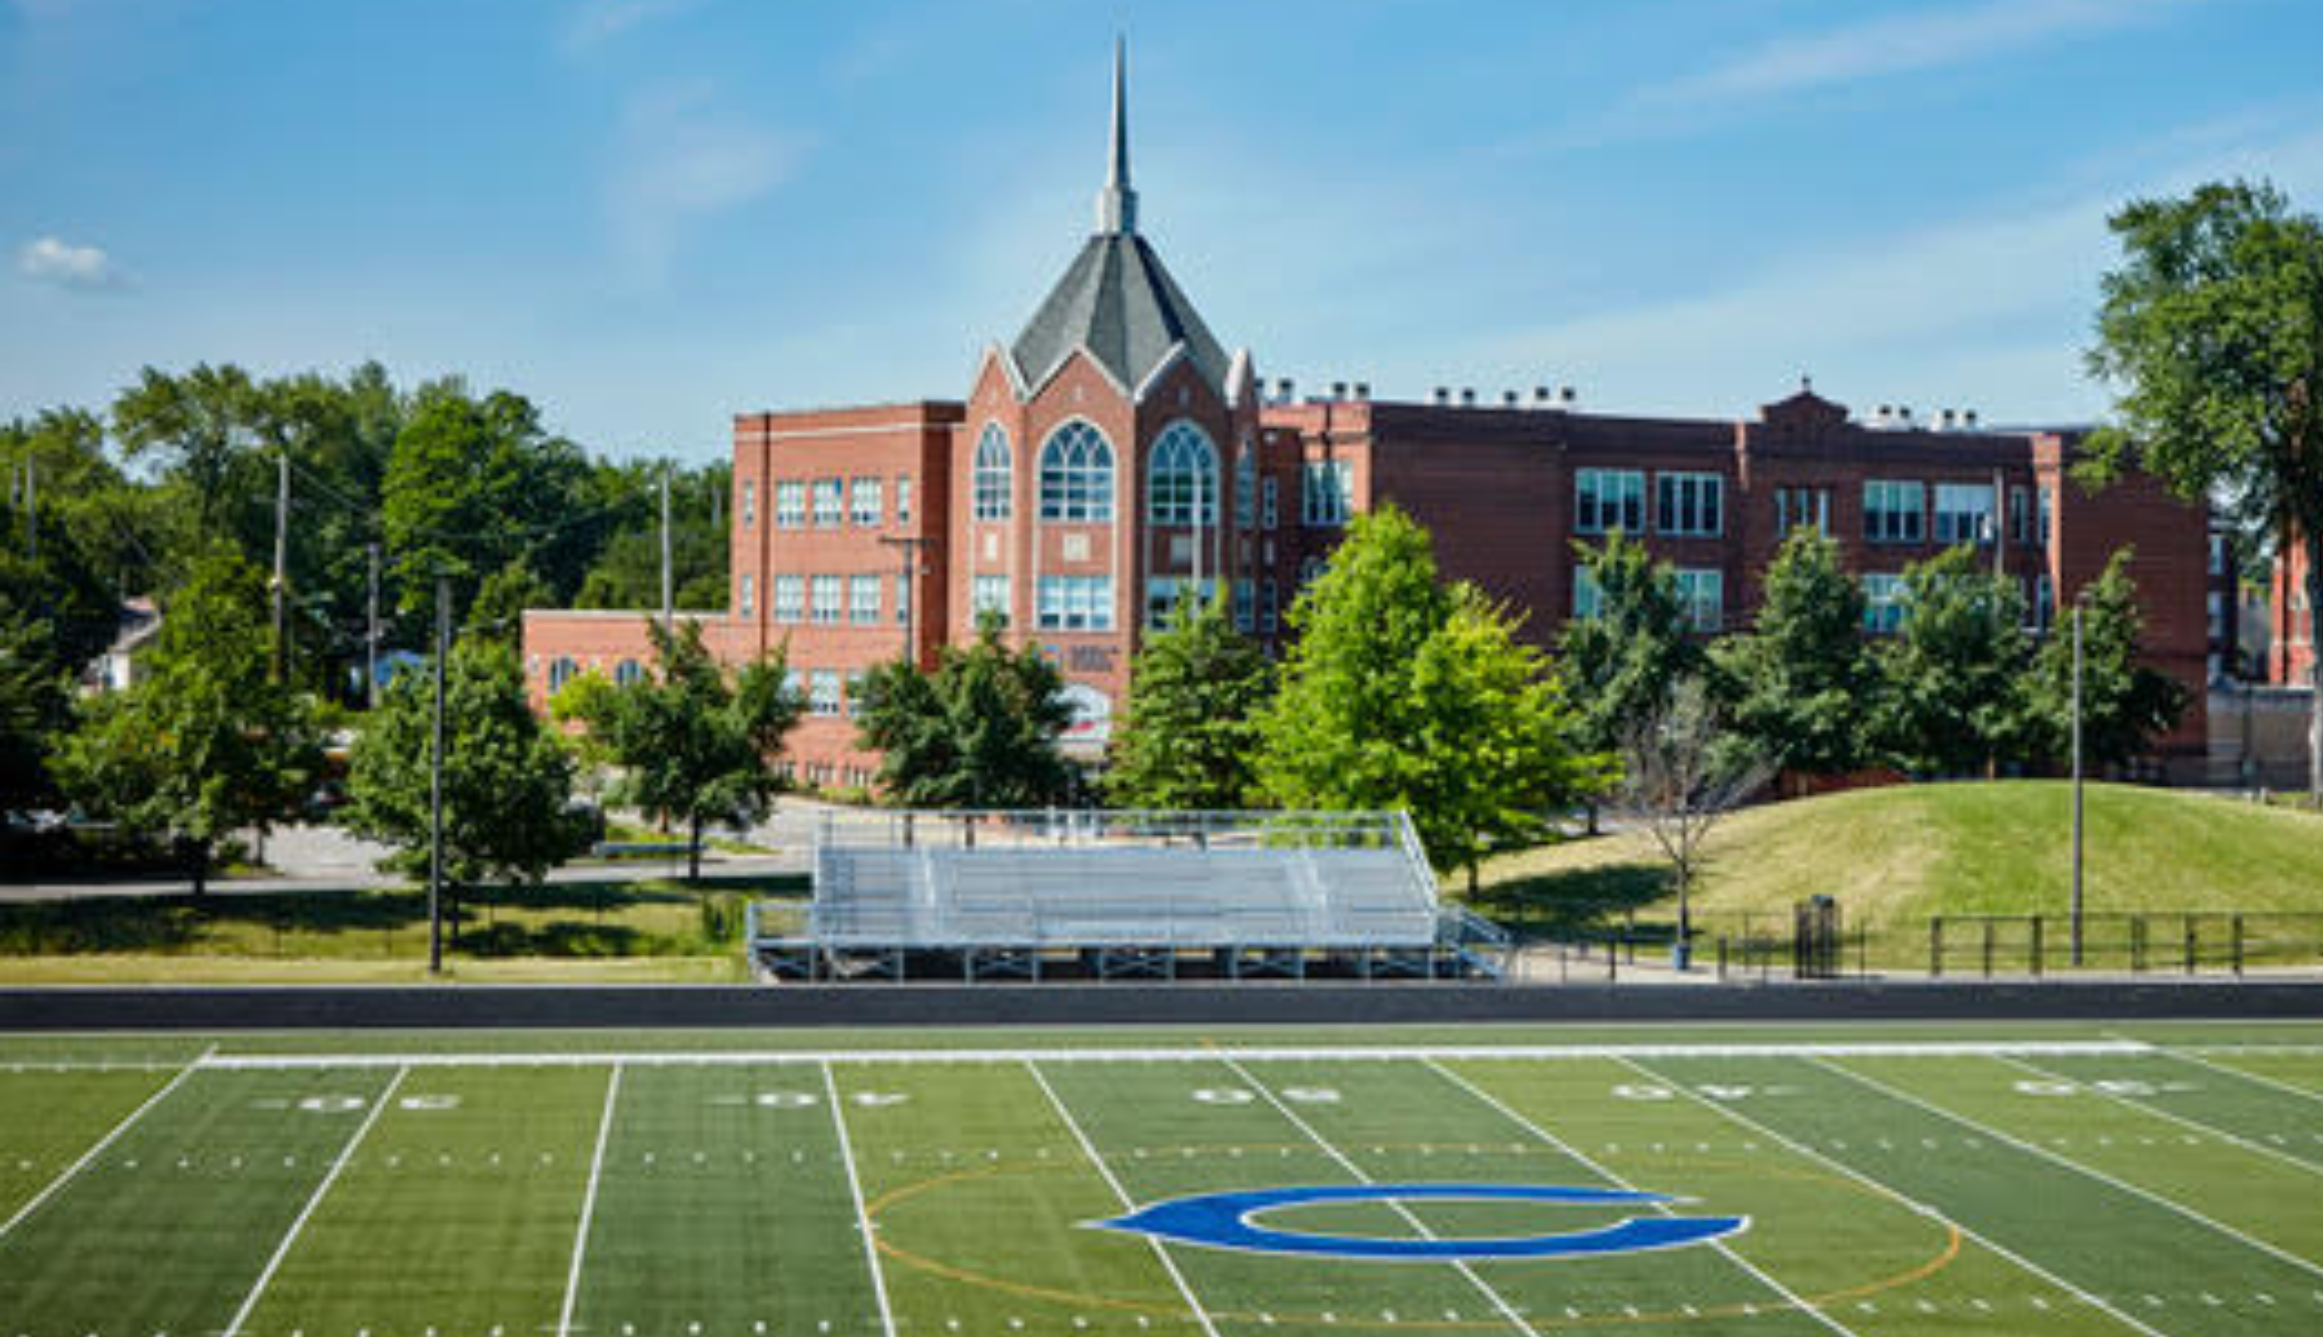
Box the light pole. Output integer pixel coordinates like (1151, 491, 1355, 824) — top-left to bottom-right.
(2069, 599, 2086, 967)
(428, 575, 449, 976)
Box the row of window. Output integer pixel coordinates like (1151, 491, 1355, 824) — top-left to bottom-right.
(748, 475, 915, 531)
(751, 573, 911, 628)
(968, 420, 1343, 529)
(963, 573, 1288, 635)
(1570, 565, 2059, 638)
(1575, 470, 2056, 547)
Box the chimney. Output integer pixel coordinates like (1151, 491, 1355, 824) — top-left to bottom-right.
(1459, 387, 1477, 408)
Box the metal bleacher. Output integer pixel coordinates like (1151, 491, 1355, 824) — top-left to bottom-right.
(747, 810, 1513, 983)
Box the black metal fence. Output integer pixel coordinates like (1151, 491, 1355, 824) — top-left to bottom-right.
(1928, 912, 2323, 977)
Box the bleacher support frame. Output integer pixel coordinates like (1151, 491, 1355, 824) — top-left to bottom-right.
(747, 809, 1512, 984)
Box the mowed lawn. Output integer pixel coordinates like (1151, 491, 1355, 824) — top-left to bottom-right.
(1474, 781, 2323, 947)
(0, 1029, 2321, 1334)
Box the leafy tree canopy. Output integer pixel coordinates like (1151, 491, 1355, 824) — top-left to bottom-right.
(855, 619, 1074, 808)
(2021, 548, 2188, 769)
(1872, 546, 2031, 776)
(1559, 531, 1707, 756)
(1106, 592, 1272, 810)
(1712, 530, 1876, 775)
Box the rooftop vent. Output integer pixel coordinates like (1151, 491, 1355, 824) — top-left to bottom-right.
(1432, 386, 1450, 406)
(1559, 386, 1578, 406)
(1502, 389, 1520, 407)
(1353, 382, 1370, 402)
(1962, 408, 1980, 430)
(1532, 386, 1554, 407)
(1459, 387, 1477, 408)
(1331, 380, 1348, 401)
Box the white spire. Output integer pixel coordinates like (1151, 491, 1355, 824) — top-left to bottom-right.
(1094, 36, 1138, 236)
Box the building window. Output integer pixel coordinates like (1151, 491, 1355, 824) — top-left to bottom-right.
(809, 671, 842, 717)
(1675, 568, 1723, 632)
(774, 481, 805, 528)
(1298, 556, 1326, 590)
(614, 659, 644, 687)
(849, 574, 881, 625)
(743, 481, 757, 528)
(1862, 573, 1907, 634)
(1149, 421, 1220, 526)
(1259, 579, 1279, 633)
(549, 657, 579, 691)
(972, 573, 1011, 626)
(1656, 472, 1723, 537)
(1572, 566, 1603, 620)
(1147, 577, 1220, 628)
(973, 423, 1012, 520)
(1038, 574, 1116, 631)
(811, 479, 843, 527)
(739, 573, 755, 618)
(2010, 486, 2032, 544)
(1261, 477, 1279, 529)
(2038, 485, 2054, 544)
(894, 573, 910, 626)
(1235, 451, 1256, 528)
(810, 574, 842, 625)
(1233, 577, 1255, 632)
(1038, 421, 1114, 522)
(2034, 574, 2055, 631)
(1864, 480, 1926, 544)
(850, 476, 883, 527)
(896, 475, 913, 526)
(1302, 460, 1352, 527)
(1775, 486, 1829, 538)
(772, 574, 804, 624)
(1933, 483, 1995, 546)
(1575, 469, 1646, 535)
(846, 673, 867, 719)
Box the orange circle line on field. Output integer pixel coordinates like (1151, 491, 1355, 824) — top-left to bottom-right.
(864, 1148, 1964, 1331)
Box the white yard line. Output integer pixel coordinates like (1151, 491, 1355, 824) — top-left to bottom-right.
(1023, 1059, 1223, 1337)
(822, 1060, 900, 1337)
(556, 1062, 625, 1337)
(191, 1039, 2153, 1070)
(221, 1065, 408, 1337)
(1814, 1057, 2323, 1285)
(1611, 1056, 2178, 1337)
(2164, 1048, 2323, 1108)
(1217, 1055, 1543, 1337)
(1421, 1057, 1864, 1337)
(1997, 1054, 2323, 1182)
(0, 1044, 211, 1243)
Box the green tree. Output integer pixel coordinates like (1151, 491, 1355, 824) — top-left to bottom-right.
(1609, 677, 1775, 968)
(573, 619, 801, 881)
(0, 597, 71, 818)
(2022, 549, 2188, 770)
(573, 460, 733, 612)
(2085, 179, 2323, 803)
(465, 559, 553, 647)
(1560, 532, 1708, 758)
(50, 548, 324, 893)
(1873, 546, 2032, 775)
(111, 363, 262, 535)
(343, 635, 589, 905)
(1106, 593, 1272, 810)
(855, 618, 1074, 808)
(1712, 530, 1876, 775)
(3, 408, 160, 667)
(1256, 507, 1610, 889)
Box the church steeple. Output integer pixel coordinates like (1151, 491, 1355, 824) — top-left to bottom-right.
(1094, 37, 1138, 236)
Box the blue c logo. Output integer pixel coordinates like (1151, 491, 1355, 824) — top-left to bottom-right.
(1090, 1184, 1746, 1262)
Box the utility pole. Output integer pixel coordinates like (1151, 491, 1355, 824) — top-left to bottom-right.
(2070, 600, 2086, 967)
(429, 574, 449, 976)
(878, 536, 937, 668)
(271, 449, 291, 681)
(659, 467, 674, 631)
(365, 542, 382, 711)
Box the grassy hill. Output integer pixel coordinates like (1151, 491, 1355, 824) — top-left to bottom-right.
(1472, 782, 2323, 956)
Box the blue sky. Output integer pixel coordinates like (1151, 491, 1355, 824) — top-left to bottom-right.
(6, 0, 2323, 462)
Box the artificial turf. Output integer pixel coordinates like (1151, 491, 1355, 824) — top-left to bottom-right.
(0, 1024, 2319, 1335)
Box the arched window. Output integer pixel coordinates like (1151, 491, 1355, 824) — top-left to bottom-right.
(1235, 448, 1256, 528)
(1147, 421, 1219, 526)
(973, 423, 1012, 520)
(614, 659, 644, 687)
(1038, 421, 1114, 522)
(549, 657, 579, 691)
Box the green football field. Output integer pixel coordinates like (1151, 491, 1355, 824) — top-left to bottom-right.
(1, 1023, 2321, 1336)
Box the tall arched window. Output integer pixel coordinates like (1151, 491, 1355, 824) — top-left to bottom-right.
(1038, 421, 1114, 522)
(1147, 421, 1219, 526)
(972, 423, 1012, 520)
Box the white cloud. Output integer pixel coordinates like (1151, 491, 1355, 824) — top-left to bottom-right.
(603, 83, 807, 284)
(1650, 0, 2178, 108)
(561, 0, 700, 52)
(16, 234, 123, 290)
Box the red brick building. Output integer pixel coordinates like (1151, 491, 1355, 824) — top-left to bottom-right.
(524, 45, 2215, 783)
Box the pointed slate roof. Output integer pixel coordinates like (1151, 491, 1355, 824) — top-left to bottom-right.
(1006, 39, 1232, 397)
